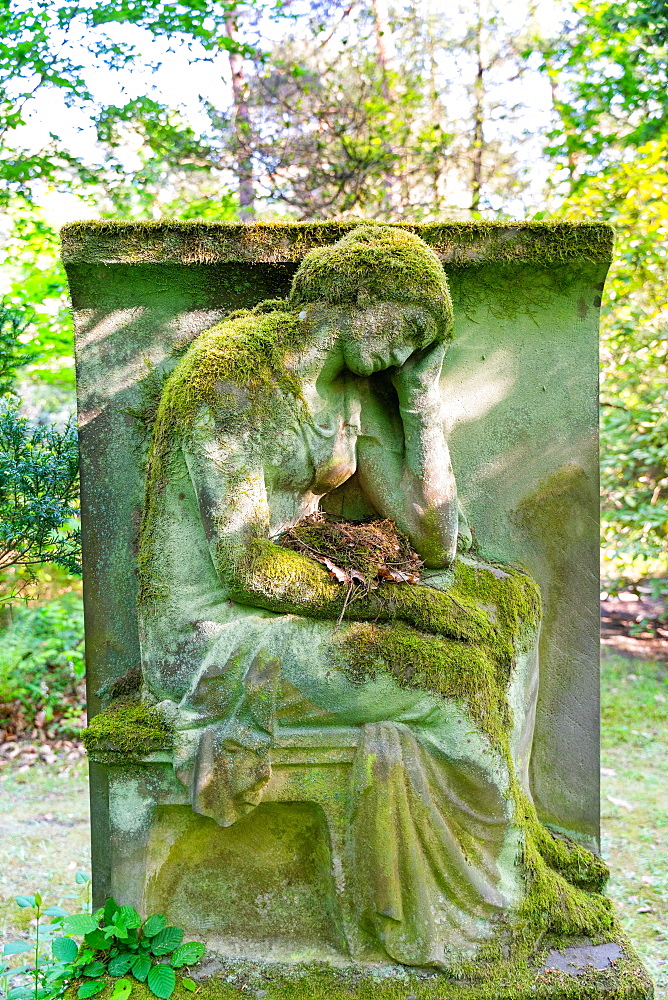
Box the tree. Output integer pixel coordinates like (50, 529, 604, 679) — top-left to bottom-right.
(536, 0, 668, 187)
(194, 0, 538, 219)
(0, 398, 80, 589)
(0, 0, 259, 203)
(535, 0, 668, 581)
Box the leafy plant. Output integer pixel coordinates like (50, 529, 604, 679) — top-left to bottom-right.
(0, 592, 84, 736)
(1, 882, 203, 1000)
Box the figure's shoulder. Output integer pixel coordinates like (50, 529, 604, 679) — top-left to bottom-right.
(156, 301, 308, 433)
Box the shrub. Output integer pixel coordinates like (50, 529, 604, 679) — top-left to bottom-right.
(0, 594, 85, 737)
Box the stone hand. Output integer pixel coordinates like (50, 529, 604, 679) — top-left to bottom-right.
(390, 340, 446, 412)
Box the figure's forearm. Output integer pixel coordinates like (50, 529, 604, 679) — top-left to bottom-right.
(218, 538, 490, 645)
(221, 538, 346, 616)
(357, 402, 458, 567)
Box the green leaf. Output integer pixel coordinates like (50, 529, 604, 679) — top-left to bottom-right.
(131, 953, 151, 983)
(77, 981, 106, 999)
(181, 979, 197, 993)
(104, 898, 119, 924)
(147, 964, 176, 1000)
(52, 937, 79, 962)
(64, 914, 98, 935)
(150, 927, 183, 956)
(83, 961, 106, 977)
(109, 954, 134, 976)
(14, 896, 36, 908)
(34, 892, 42, 907)
(75, 872, 91, 885)
(170, 943, 205, 968)
(118, 906, 142, 930)
(110, 977, 133, 1000)
(85, 929, 110, 951)
(44, 906, 69, 918)
(2, 942, 32, 956)
(142, 915, 167, 938)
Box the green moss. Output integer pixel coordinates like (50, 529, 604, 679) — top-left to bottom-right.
(324, 554, 614, 954)
(289, 226, 454, 339)
(63, 942, 653, 1000)
(337, 620, 509, 742)
(147, 308, 307, 430)
(333, 558, 542, 735)
(81, 700, 174, 762)
(60, 220, 614, 268)
(138, 308, 309, 605)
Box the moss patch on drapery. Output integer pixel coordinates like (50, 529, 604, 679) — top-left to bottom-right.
(81, 700, 174, 762)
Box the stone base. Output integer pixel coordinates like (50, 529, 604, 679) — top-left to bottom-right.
(68, 937, 653, 1000)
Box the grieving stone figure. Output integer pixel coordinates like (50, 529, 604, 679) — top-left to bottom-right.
(138, 226, 611, 969)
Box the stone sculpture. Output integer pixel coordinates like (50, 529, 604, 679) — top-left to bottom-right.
(66, 219, 653, 998)
(133, 226, 610, 969)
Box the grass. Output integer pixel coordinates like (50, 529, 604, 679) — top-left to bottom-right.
(599, 648, 668, 996)
(0, 648, 665, 997)
(0, 759, 90, 941)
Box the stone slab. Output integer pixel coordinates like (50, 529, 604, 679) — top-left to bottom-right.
(67, 937, 653, 1000)
(62, 221, 612, 904)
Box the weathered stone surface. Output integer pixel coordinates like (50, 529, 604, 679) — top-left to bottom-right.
(542, 943, 624, 976)
(66, 222, 621, 982)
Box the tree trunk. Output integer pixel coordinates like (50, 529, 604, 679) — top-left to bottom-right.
(470, 0, 484, 214)
(371, 0, 394, 100)
(226, 16, 255, 220)
(370, 0, 400, 214)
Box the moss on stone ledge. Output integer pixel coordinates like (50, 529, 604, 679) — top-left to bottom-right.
(62, 941, 653, 1000)
(60, 220, 614, 267)
(82, 700, 174, 761)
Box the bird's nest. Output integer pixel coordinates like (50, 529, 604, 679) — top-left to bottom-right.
(279, 512, 422, 619)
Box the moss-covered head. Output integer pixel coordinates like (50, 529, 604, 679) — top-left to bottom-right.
(289, 225, 454, 342)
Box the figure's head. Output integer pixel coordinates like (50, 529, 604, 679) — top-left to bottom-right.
(289, 225, 454, 376)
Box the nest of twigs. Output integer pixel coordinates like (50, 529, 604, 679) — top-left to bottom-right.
(279, 512, 423, 620)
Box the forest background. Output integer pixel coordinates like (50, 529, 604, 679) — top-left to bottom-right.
(0, 0, 667, 739)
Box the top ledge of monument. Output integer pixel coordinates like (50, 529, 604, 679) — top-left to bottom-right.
(60, 220, 614, 267)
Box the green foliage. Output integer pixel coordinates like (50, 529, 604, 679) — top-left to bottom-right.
(537, 0, 668, 176)
(0, 593, 84, 733)
(1, 883, 204, 1000)
(91, 99, 238, 222)
(0, 1, 260, 203)
(0, 211, 76, 388)
(0, 302, 33, 396)
(0, 397, 80, 588)
(533, 0, 668, 582)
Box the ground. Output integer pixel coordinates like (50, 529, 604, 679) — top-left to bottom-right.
(1, 629, 666, 997)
